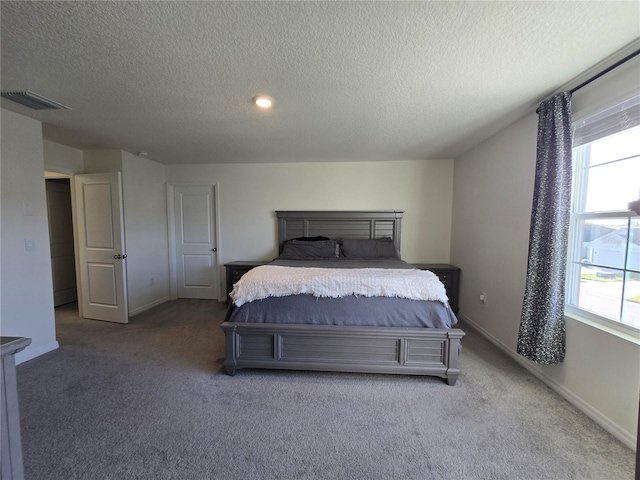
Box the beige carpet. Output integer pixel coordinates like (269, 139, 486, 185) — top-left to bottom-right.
(15, 299, 635, 479)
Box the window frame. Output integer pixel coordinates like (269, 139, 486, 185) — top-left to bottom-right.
(565, 108, 640, 337)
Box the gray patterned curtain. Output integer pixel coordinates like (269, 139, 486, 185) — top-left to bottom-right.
(517, 92, 572, 364)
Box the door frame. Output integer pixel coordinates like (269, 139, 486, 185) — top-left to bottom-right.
(44, 167, 84, 317)
(46, 168, 130, 322)
(166, 181, 221, 301)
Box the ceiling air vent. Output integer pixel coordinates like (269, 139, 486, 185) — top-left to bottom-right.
(0, 90, 71, 110)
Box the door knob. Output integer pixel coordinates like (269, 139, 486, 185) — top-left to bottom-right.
(114, 254, 122, 259)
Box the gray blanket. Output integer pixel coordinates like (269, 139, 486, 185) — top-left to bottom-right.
(226, 294, 457, 328)
(225, 258, 458, 329)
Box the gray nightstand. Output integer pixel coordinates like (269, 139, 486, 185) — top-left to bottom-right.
(412, 264, 461, 314)
(225, 261, 270, 304)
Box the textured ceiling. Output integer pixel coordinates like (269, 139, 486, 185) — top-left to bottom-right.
(1, 1, 639, 165)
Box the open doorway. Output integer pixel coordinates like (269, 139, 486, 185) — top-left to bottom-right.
(44, 172, 79, 317)
(45, 171, 130, 323)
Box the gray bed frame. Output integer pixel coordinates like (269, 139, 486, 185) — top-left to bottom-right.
(221, 210, 465, 385)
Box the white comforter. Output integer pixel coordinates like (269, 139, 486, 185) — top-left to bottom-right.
(230, 265, 448, 307)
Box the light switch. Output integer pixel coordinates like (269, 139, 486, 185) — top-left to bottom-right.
(25, 238, 36, 251)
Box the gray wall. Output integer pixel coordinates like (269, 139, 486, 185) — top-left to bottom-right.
(451, 57, 640, 447)
(165, 160, 455, 298)
(46, 148, 171, 316)
(1, 109, 59, 363)
(120, 151, 171, 314)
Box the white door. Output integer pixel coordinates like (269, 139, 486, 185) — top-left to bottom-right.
(174, 185, 218, 299)
(75, 173, 128, 323)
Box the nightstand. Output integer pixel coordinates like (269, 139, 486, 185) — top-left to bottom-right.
(411, 264, 461, 314)
(225, 261, 270, 304)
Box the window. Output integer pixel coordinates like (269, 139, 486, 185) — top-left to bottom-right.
(566, 94, 640, 331)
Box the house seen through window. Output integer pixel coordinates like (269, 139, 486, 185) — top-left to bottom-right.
(566, 94, 640, 331)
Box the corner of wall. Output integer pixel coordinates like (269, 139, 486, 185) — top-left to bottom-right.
(82, 149, 124, 173)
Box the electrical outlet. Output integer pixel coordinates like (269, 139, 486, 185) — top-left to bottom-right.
(479, 292, 486, 305)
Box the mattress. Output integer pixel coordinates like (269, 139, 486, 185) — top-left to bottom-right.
(225, 258, 458, 329)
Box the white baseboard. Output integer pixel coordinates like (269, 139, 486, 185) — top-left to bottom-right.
(128, 296, 171, 317)
(15, 341, 60, 365)
(458, 313, 637, 451)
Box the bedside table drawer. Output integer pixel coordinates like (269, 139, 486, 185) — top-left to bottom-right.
(435, 272, 452, 288)
(230, 268, 249, 285)
(411, 264, 460, 315)
(225, 261, 270, 304)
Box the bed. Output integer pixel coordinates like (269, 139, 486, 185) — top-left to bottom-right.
(220, 210, 465, 385)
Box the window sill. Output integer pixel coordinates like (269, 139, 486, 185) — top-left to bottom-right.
(564, 306, 640, 345)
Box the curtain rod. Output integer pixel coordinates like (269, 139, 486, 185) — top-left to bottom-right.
(569, 48, 640, 94)
(537, 48, 640, 113)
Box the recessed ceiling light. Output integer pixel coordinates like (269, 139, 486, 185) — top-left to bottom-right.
(252, 95, 273, 109)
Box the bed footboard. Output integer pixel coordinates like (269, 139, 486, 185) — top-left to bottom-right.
(221, 322, 465, 385)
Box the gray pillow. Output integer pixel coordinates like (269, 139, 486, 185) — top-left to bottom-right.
(280, 239, 339, 260)
(339, 238, 399, 259)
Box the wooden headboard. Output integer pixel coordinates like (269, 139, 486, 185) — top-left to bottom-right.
(276, 210, 404, 254)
